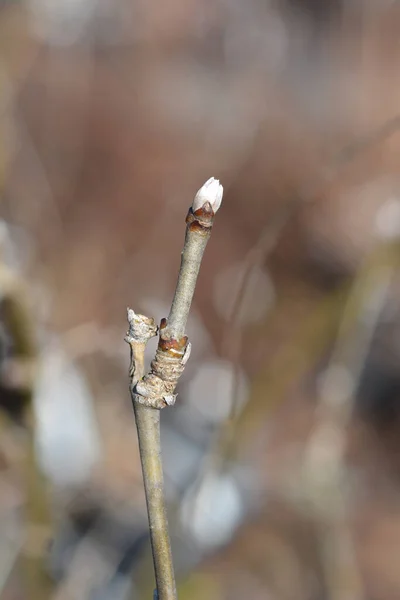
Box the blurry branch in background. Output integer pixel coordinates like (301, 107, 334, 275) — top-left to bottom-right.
(200, 110, 400, 481)
(297, 198, 400, 600)
(191, 206, 293, 497)
(125, 178, 223, 600)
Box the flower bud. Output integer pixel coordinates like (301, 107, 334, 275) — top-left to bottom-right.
(192, 177, 223, 214)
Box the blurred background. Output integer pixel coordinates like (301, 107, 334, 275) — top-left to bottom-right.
(1, 0, 400, 598)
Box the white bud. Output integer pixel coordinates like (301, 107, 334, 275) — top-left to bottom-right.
(192, 177, 223, 213)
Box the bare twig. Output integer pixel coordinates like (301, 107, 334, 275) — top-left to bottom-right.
(125, 178, 223, 600)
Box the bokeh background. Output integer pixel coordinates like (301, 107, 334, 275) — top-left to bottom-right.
(1, 1, 400, 598)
